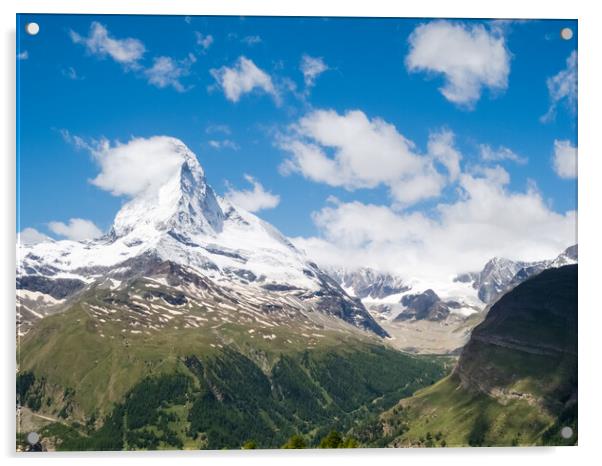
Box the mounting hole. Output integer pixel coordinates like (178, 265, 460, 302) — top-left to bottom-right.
(26, 431, 40, 445)
(560, 426, 573, 439)
(560, 27, 573, 40)
(25, 22, 40, 36)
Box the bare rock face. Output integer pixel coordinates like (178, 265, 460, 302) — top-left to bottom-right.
(17, 276, 86, 300)
(394, 289, 462, 322)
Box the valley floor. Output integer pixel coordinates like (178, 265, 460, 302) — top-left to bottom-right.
(379, 317, 480, 355)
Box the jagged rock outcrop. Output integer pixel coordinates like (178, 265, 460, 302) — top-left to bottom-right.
(455, 245, 577, 304)
(394, 289, 457, 322)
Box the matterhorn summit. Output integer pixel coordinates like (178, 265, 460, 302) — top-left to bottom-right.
(111, 137, 224, 239)
(17, 137, 386, 337)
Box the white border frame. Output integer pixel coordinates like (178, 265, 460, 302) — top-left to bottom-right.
(2, 1, 601, 465)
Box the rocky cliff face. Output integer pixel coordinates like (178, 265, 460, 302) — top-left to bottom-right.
(393, 289, 461, 322)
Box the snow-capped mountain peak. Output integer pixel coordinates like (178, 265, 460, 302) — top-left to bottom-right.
(112, 137, 224, 239)
(325, 267, 410, 300)
(455, 245, 578, 304)
(19, 139, 311, 288)
(17, 138, 387, 337)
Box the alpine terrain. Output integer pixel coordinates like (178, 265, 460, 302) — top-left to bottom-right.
(326, 246, 577, 354)
(16, 138, 450, 450)
(15, 14, 578, 452)
(359, 264, 578, 447)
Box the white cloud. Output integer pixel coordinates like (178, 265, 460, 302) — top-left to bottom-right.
(278, 109, 454, 206)
(406, 20, 510, 107)
(88, 136, 188, 197)
(552, 139, 577, 179)
(294, 167, 576, 281)
(388, 171, 446, 206)
(208, 139, 240, 150)
(242, 35, 262, 46)
(18, 228, 52, 245)
(300, 54, 328, 88)
(225, 175, 280, 212)
(60, 133, 193, 198)
(210, 56, 279, 103)
(61, 66, 82, 80)
(70, 22, 145, 68)
(18, 50, 28, 60)
(541, 51, 577, 123)
(195, 32, 214, 51)
(48, 218, 103, 241)
(205, 124, 231, 135)
(71, 22, 196, 92)
(144, 55, 194, 92)
(428, 130, 462, 180)
(59, 129, 94, 152)
(479, 144, 527, 164)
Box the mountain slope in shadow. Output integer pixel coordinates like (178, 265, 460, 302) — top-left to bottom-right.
(369, 265, 577, 447)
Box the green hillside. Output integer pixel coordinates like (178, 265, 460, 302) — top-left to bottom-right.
(17, 301, 450, 450)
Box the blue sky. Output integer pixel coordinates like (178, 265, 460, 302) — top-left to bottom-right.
(16, 14, 578, 274)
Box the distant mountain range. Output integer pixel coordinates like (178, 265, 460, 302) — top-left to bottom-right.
(327, 268, 410, 300)
(326, 245, 577, 323)
(455, 245, 577, 304)
(323, 246, 576, 354)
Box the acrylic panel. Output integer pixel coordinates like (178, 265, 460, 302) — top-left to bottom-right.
(16, 14, 578, 451)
